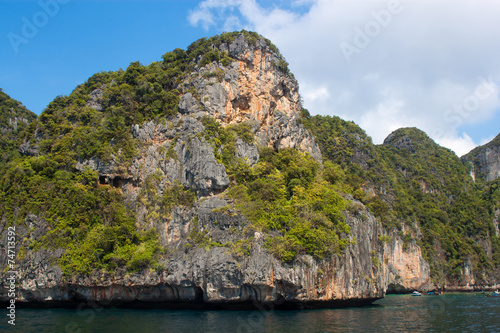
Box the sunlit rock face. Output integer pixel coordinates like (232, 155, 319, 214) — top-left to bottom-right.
(0, 33, 434, 309)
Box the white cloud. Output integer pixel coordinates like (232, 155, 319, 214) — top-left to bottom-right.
(188, 0, 243, 30)
(300, 84, 330, 103)
(435, 132, 477, 157)
(188, 0, 500, 156)
(359, 98, 409, 143)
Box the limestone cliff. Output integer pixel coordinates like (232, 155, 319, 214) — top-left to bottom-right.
(178, 33, 321, 161)
(0, 32, 431, 308)
(462, 133, 500, 182)
(0, 199, 429, 307)
(303, 118, 500, 289)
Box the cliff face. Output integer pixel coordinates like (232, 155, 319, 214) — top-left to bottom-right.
(0, 89, 38, 160)
(384, 228, 430, 293)
(178, 34, 321, 161)
(1, 199, 429, 307)
(303, 117, 500, 289)
(462, 133, 500, 182)
(0, 32, 432, 308)
(380, 129, 500, 289)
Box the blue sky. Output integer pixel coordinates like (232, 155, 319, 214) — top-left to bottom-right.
(2, 0, 500, 156)
(1, 0, 210, 113)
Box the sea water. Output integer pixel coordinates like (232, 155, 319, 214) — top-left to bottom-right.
(1, 294, 499, 332)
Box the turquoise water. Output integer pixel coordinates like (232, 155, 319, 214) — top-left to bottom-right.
(1, 294, 499, 332)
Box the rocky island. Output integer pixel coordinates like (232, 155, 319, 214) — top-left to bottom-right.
(1, 31, 498, 309)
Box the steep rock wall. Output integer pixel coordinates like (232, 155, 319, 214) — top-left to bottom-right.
(462, 134, 500, 182)
(179, 34, 321, 161)
(1, 197, 429, 307)
(0, 33, 431, 308)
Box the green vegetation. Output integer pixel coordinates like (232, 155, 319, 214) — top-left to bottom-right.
(180, 30, 288, 71)
(138, 171, 196, 222)
(34, 30, 286, 166)
(200, 115, 350, 263)
(376, 128, 497, 284)
(0, 89, 37, 164)
(1, 29, 499, 287)
(227, 147, 350, 262)
(0, 155, 162, 275)
(302, 112, 500, 285)
(228, 238, 253, 257)
(378, 235, 391, 244)
(200, 115, 255, 183)
(0, 31, 286, 277)
(299, 109, 382, 193)
(463, 133, 500, 181)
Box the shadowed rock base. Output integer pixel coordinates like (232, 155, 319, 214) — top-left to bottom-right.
(0, 297, 381, 310)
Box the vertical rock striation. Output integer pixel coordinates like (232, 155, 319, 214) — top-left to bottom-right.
(0, 32, 432, 308)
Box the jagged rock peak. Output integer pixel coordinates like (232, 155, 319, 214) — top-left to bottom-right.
(175, 30, 321, 160)
(76, 31, 322, 197)
(186, 30, 287, 64)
